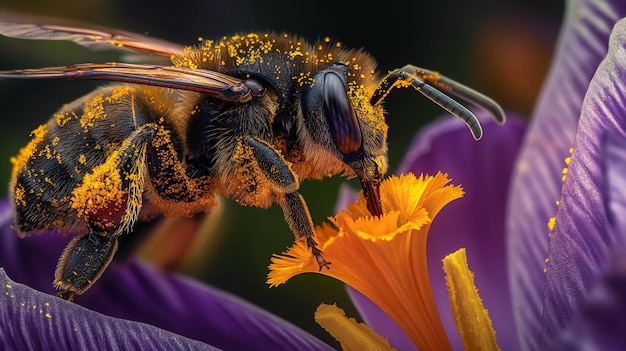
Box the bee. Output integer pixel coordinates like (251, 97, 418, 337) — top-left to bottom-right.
(0, 13, 505, 300)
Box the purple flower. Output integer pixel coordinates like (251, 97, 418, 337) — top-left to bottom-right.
(345, 0, 626, 350)
(0, 199, 333, 350)
(4, 0, 626, 349)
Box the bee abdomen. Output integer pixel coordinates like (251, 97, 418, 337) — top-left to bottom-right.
(10, 85, 168, 235)
(11, 124, 83, 234)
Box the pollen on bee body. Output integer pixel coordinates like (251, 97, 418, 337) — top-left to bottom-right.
(107, 87, 132, 102)
(55, 112, 72, 127)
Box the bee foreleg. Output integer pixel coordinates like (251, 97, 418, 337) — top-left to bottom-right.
(243, 136, 298, 193)
(54, 232, 118, 300)
(281, 193, 330, 270)
(243, 136, 330, 270)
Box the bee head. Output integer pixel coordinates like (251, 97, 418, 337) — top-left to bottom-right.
(301, 62, 388, 216)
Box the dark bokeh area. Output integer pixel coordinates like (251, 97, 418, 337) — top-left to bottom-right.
(0, 0, 563, 347)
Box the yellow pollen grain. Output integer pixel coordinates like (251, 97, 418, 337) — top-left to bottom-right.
(55, 112, 71, 127)
(13, 185, 26, 206)
(5, 284, 11, 289)
(107, 86, 131, 103)
(80, 94, 107, 132)
(548, 217, 556, 230)
(71, 152, 125, 229)
(11, 124, 48, 181)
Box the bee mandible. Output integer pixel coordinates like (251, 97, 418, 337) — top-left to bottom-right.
(0, 13, 505, 300)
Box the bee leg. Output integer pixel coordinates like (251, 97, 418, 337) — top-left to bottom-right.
(282, 192, 331, 270)
(54, 232, 118, 300)
(146, 126, 213, 202)
(243, 136, 330, 270)
(58, 126, 155, 299)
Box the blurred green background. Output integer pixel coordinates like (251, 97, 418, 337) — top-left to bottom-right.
(0, 0, 563, 347)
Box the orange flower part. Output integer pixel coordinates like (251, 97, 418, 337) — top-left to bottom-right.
(315, 303, 396, 351)
(443, 248, 500, 351)
(268, 172, 464, 350)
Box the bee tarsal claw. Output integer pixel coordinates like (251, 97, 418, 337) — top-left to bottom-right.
(314, 251, 332, 271)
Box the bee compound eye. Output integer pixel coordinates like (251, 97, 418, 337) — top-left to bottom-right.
(323, 72, 362, 156)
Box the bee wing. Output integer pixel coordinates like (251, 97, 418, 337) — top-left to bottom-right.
(0, 63, 251, 102)
(0, 12, 184, 57)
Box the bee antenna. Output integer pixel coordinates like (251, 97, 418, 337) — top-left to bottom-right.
(371, 65, 506, 140)
(416, 82, 483, 140)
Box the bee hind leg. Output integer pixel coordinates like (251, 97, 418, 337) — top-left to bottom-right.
(54, 124, 157, 300)
(54, 232, 118, 301)
(244, 136, 330, 270)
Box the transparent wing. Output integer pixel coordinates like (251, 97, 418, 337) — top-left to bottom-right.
(0, 11, 185, 57)
(0, 63, 251, 102)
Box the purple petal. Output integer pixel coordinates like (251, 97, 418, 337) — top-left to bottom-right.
(76, 260, 332, 351)
(0, 199, 332, 351)
(545, 132, 626, 349)
(0, 268, 219, 350)
(505, 1, 626, 349)
(541, 19, 626, 345)
(545, 130, 626, 349)
(543, 133, 626, 350)
(334, 183, 358, 213)
(0, 199, 70, 295)
(545, 255, 626, 350)
(398, 113, 526, 350)
(602, 131, 626, 236)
